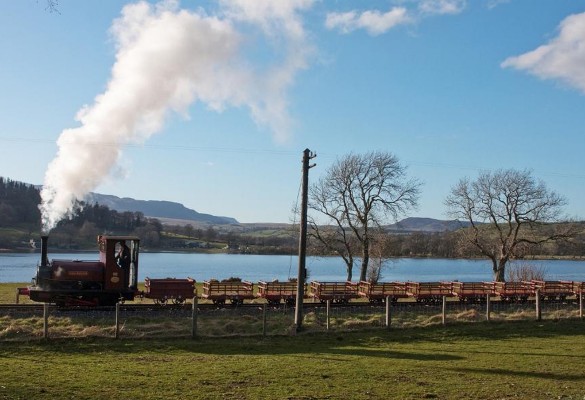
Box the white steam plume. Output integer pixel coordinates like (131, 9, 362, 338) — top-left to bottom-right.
(40, 0, 313, 232)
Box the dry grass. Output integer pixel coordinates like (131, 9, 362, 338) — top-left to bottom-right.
(2, 293, 584, 341)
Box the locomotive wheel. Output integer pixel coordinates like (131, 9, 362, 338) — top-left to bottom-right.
(173, 297, 185, 305)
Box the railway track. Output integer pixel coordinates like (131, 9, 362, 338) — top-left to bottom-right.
(0, 302, 375, 313)
(1, 297, 579, 314)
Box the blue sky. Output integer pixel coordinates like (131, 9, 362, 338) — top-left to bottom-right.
(1, 0, 584, 226)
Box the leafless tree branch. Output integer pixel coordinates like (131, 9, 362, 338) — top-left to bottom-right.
(445, 168, 574, 281)
(308, 151, 421, 281)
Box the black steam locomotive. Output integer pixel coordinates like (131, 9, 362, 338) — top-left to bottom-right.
(28, 235, 140, 306)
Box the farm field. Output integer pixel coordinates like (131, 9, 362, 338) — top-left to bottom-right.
(1, 320, 584, 400)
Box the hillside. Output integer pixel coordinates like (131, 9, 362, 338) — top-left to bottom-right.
(385, 217, 471, 232)
(86, 192, 469, 232)
(86, 193, 238, 225)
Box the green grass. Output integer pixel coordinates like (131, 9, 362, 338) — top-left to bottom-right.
(0, 320, 584, 399)
(2, 284, 585, 399)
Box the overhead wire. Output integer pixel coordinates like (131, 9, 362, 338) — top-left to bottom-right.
(0, 135, 301, 156)
(4, 135, 585, 180)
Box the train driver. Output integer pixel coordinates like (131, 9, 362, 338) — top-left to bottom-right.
(116, 240, 131, 270)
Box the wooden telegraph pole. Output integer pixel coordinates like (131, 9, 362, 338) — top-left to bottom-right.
(295, 148, 316, 332)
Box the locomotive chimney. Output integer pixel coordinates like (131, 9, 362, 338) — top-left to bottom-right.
(41, 235, 49, 267)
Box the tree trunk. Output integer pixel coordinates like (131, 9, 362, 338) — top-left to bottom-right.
(493, 260, 507, 282)
(346, 266, 353, 282)
(345, 258, 353, 282)
(359, 243, 370, 282)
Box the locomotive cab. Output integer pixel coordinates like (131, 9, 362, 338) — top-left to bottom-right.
(99, 235, 140, 293)
(28, 235, 140, 306)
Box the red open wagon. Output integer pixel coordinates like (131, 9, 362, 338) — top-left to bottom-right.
(531, 280, 574, 301)
(492, 281, 533, 302)
(202, 280, 255, 306)
(450, 281, 493, 303)
(406, 282, 452, 303)
(309, 281, 359, 304)
(571, 281, 585, 296)
(358, 281, 408, 303)
(257, 280, 304, 306)
(143, 277, 195, 305)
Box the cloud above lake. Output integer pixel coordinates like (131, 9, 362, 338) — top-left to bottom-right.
(502, 12, 585, 94)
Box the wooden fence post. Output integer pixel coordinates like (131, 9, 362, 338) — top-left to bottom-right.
(580, 294, 583, 320)
(442, 296, 447, 326)
(535, 289, 541, 321)
(326, 300, 331, 331)
(385, 296, 391, 329)
(115, 302, 120, 339)
(191, 296, 198, 339)
(43, 303, 49, 340)
(262, 304, 267, 337)
(486, 294, 491, 322)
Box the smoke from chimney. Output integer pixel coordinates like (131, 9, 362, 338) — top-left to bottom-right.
(39, 0, 313, 232)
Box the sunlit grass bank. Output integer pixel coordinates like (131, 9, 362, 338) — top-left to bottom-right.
(1, 320, 585, 400)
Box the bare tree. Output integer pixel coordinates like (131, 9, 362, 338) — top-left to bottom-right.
(41, 0, 60, 14)
(308, 151, 421, 282)
(445, 169, 575, 281)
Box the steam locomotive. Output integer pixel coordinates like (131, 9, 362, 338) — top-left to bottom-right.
(28, 235, 140, 306)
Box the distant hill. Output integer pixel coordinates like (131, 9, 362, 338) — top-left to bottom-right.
(85, 194, 464, 231)
(86, 193, 238, 225)
(385, 217, 471, 233)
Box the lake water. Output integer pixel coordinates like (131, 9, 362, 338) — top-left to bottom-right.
(2, 251, 585, 283)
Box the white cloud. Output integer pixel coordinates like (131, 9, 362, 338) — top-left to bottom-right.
(325, 0, 466, 36)
(418, 0, 466, 15)
(325, 7, 411, 36)
(501, 12, 585, 94)
(486, 0, 511, 10)
(220, 0, 313, 40)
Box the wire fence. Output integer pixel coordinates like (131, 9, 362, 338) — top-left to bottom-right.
(1, 295, 584, 341)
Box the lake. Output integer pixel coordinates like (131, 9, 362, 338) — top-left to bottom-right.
(1, 251, 585, 283)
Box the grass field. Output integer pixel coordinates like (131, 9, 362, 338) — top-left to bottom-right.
(2, 282, 585, 399)
(1, 320, 585, 399)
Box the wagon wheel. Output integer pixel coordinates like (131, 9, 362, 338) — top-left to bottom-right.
(155, 298, 167, 305)
(173, 297, 185, 305)
(268, 299, 280, 307)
